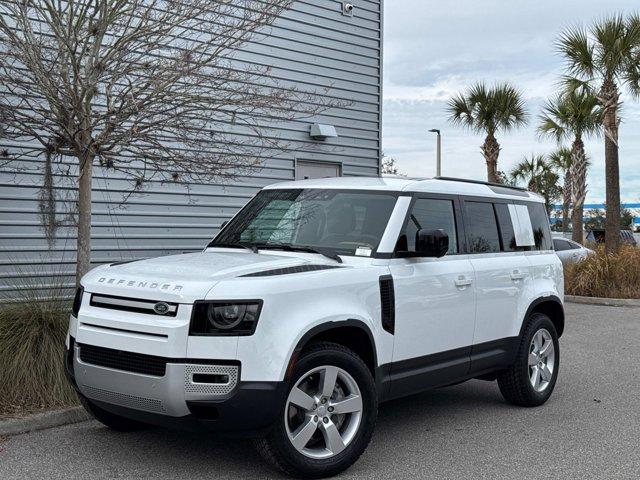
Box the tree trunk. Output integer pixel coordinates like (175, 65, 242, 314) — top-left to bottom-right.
(561, 172, 571, 233)
(481, 133, 500, 183)
(569, 137, 587, 244)
(602, 82, 621, 253)
(76, 154, 93, 285)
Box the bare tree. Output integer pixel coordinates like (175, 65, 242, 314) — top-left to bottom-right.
(380, 154, 403, 176)
(0, 0, 340, 283)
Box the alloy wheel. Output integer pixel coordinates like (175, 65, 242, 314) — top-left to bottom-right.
(528, 328, 556, 392)
(284, 365, 363, 459)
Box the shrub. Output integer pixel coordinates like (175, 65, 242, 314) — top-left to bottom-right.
(564, 245, 640, 299)
(0, 270, 78, 417)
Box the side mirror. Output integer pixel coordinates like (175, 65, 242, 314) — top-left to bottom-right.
(220, 220, 229, 230)
(415, 229, 449, 258)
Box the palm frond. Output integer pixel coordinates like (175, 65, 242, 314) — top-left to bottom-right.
(556, 25, 596, 78)
(492, 83, 528, 132)
(538, 88, 602, 145)
(446, 81, 527, 136)
(621, 13, 640, 98)
(510, 153, 547, 185)
(591, 14, 630, 76)
(446, 93, 476, 131)
(548, 147, 573, 172)
(559, 75, 596, 96)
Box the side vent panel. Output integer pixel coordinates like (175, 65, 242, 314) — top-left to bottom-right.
(379, 275, 395, 334)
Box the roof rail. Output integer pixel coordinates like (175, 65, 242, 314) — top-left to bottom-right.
(433, 176, 529, 192)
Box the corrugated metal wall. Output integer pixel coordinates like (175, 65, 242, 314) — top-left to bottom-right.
(0, 0, 383, 297)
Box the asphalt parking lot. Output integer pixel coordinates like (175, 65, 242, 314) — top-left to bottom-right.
(1, 303, 639, 479)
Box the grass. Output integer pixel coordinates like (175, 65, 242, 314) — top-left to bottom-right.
(0, 270, 78, 418)
(564, 245, 640, 299)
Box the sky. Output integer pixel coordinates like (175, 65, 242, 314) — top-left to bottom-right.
(382, 0, 640, 203)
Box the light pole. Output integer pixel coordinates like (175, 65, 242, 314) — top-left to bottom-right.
(429, 129, 441, 177)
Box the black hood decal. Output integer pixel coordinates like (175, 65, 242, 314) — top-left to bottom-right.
(241, 264, 342, 277)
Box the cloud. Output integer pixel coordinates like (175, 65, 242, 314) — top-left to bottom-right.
(382, 0, 640, 203)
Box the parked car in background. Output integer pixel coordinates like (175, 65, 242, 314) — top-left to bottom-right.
(552, 238, 594, 265)
(585, 229, 637, 246)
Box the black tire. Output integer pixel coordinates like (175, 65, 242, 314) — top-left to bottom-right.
(256, 342, 377, 478)
(79, 395, 149, 432)
(497, 313, 560, 407)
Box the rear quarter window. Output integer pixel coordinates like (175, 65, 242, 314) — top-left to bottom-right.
(527, 203, 553, 250)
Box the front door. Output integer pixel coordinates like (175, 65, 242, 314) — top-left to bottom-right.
(388, 196, 476, 398)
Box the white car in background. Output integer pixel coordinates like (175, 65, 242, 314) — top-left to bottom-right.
(553, 238, 594, 265)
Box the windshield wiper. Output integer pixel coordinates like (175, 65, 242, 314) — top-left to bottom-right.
(208, 242, 258, 253)
(256, 243, 343, 264)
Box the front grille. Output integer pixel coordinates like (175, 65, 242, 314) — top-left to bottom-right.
(90, 293, 178, 317)
(79, 344, 167, 377)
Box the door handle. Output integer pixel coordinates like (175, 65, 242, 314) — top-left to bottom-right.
(454, 276, 473, 287)
(510, 271, 526, 281)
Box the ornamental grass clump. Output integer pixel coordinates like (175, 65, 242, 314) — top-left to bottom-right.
(0, 269, 78, 417)
(564, 245, 640, 299)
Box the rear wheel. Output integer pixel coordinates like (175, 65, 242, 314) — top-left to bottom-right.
(79, 395, 149, 432)
(497, 313, 560, 407)
(256, 342, 377, 478)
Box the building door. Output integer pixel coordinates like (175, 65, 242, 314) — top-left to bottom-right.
(295, 161, 341, 180)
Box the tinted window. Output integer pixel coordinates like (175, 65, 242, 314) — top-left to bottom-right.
(527, 203, 552, 250)
(399, 198, 458, 254)
(553, 239, 572, 251)
(465, 202, 501, 253)
(494, 203, 517, 252)
(211, 189, 397, 255)
(566, 240, 583, 250)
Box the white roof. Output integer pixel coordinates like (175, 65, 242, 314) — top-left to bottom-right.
(263, 176, 544, 203)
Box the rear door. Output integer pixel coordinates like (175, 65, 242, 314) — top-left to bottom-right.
(462, 199, 534, 372)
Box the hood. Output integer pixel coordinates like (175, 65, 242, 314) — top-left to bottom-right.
(81, 250, 316, 303)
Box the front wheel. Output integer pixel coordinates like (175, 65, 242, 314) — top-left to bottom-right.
(497, 313, 560, 407)
(256, 342, 377, 478)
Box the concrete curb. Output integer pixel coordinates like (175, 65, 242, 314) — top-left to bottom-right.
(565, 295, 640, 307)
(0, 406, 90, 437)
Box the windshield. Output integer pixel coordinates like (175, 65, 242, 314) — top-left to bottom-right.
(209, 189, 398, 256)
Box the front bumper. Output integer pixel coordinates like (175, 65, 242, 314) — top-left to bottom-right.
(65, 339, 286, 436)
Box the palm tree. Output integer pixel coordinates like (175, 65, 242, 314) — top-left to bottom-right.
(538, 90, 601, 242)
(510, 154, 561, 216)
(557, 14, 640, 251)
(447, 82, 528, 183)
(547, 147, 574, 234)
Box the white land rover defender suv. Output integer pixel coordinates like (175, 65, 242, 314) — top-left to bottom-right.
(65, 176, 564, 478)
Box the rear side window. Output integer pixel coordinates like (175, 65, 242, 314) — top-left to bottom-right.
(527, 203, 553, 250)
(553, 239, 572, 251)
(465, 202, 500, 253)
(399, 198, 458, 254)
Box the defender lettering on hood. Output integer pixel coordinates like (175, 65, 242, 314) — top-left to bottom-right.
(97, 277, 184, 292)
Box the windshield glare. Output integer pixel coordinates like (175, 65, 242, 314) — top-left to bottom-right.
(210, 189, 398, 256)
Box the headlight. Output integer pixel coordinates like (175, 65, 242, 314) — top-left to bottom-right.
(189, 301, 262, 336)
(72, 286, 84, 317)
